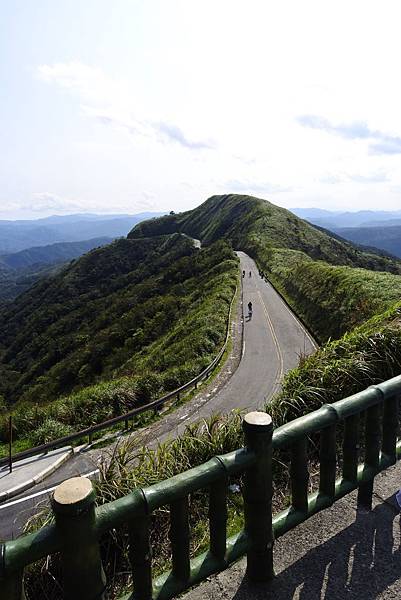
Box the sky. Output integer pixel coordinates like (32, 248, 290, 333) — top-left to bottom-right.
(2, 0, 401, 219)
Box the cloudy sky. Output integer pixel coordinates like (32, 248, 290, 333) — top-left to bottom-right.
(2, 0, 401, 219)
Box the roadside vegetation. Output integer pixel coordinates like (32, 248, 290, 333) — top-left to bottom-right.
(26, 293, 401, 598)
(254, 246, 401, 341)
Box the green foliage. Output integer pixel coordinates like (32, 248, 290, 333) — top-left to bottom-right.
(257, 247, 401, 341)
(268, 301, 401, 426)
(0, 238, 112, 302)
(0, 235, 237, 444)
(29, 418, 74, 446)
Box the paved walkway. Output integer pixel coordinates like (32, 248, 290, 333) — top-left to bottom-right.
(0, 447, 73, 503)
(182, 460, 401, 600)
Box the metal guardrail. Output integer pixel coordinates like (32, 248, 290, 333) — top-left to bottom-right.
(1, 375, 401, 599)
(0, 284, 239, 469)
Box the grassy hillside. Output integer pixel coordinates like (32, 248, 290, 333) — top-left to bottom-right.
(0, 234, 238, 444)
(130, 194, 401, 341)
(130, 195, 399, 269)
(268, 300, 401, 426)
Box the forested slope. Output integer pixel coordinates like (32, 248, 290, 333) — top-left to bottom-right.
(0, 234, 237, 445)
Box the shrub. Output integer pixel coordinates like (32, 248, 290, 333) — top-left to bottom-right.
(29, 418, 74, 446)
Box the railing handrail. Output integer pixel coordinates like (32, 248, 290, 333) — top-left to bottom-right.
(2, 373, 401, 593)
(0, 283, 239, 468)
(272, 375, 401, 449)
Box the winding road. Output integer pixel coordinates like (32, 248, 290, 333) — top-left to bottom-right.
(196, 251, 316, 415)
(0, 252, 317, 539)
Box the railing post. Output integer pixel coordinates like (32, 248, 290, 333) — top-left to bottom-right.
(382, 395, 398, 465)
(51, 477, 106, 600)
(243, 411, 274, 582)
(170, 497, 191, 583)
(290, 438, 309, 513)
(0, 571, 25, 600)
(358, 404, 381, 510)
(209, 476, 228, 562)
(319, 424, 336, 500)
(0, 544, 25, 600)
(342, 414, 359, 483)
(130, 514, 153, 600)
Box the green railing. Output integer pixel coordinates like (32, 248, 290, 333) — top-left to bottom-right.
(1, 374, 401, 599)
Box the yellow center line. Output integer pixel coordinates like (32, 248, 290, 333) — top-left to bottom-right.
(257, 289, 284, 383)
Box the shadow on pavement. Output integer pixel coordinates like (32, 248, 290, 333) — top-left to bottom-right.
(232, 495, 401, 600)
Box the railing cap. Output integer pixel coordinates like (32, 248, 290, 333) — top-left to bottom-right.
(52, 477, 95, 516)
(243, 411, 272, 432)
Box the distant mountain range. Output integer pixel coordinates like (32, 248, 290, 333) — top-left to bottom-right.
(290, 207, 401, 258)
(0, 211, 164, 301)
(0, 237, 113, 302)
(331, 225, 401, 259)
(291, 208, 401, 229)
(0, 212, 164, 254)
(0, 237, 112, 270)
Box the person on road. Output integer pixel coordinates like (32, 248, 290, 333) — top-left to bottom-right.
(249, 271, 251, 277)
(248, 301, 253, 314)
(242, 270, 245, 278)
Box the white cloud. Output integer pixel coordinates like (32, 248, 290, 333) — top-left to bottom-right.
(5, 1, 401, 216)
(38, 62, 215, 152)
(222, 179, 292, 194)
(23, 193, 85, 213)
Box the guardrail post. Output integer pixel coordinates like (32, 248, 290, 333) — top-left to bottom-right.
(51, 477, 106, 600)
(8, 416, 13, 474)
(243, 411, 274, 582)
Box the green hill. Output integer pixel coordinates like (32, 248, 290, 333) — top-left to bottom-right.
(0, 234, 237, 444)
(131, 194, 401, 341)
(131, 194, 401, 428)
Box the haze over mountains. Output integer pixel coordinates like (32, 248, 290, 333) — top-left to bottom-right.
(0, 211, 164, 302)
(0, 238, 113, 303)
(290, 208, 401, 229)
(291, 207, 401, 258)
(0, 211, 164, 254)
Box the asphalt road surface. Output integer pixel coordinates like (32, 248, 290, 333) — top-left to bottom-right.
(194, 251, 316, 416)
(0, 252, 317, 539)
